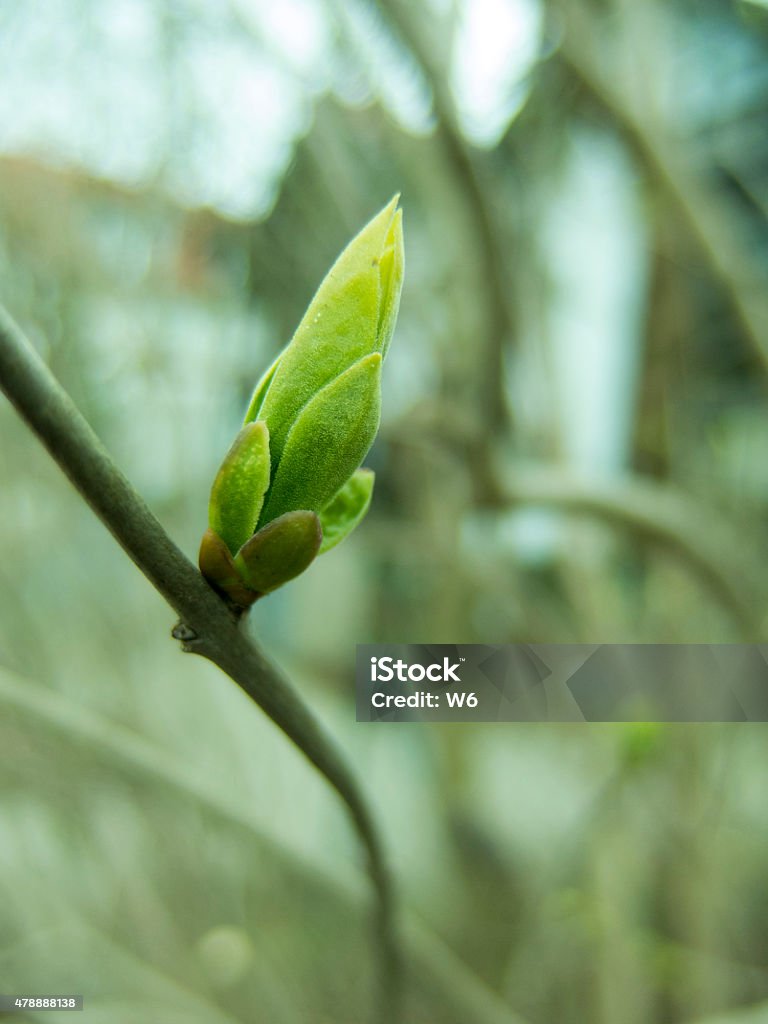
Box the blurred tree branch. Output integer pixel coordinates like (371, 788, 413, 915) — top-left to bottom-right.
(554, 1, 768, 380)
(498, 467, 764, 638)
(390, 410, 764, 638)
(369, 0, 514, 432)
(0, 304, 400, 1024)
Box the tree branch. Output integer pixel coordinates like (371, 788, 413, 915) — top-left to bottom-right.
(0, 304, 400, 1024)
(554, 4, 768, 380)
(496, 468, 764, 639)
(389, 410, 763, 638)
(370, 0, 513, 431)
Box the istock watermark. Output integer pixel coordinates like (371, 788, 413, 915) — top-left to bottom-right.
(369, 656, 463, 683)
(356, 644, 768, 722)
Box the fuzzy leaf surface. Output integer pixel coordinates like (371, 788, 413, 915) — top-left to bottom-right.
(208, 421, 271, 555)
(258, 354, 381, 526)
(257, 197, 400, 464)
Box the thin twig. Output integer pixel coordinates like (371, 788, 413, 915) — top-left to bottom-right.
(0, 304, 400, 1024)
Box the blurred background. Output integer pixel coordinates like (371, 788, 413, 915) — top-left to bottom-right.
(2, 0, 768, 1021)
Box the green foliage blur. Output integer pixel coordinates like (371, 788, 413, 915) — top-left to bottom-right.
(2, 1, 768, 1021)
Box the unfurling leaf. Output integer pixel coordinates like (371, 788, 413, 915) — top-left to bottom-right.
(208, 421, 271, 555)
(244, 353, 281, 424)
(377, 211, 404, 358)
(258, 353, 381, 526)
(319, 469, 375, 554)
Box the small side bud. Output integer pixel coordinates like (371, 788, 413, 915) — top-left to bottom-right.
(198, 528, 261, 608)
(234, 511, 322, 594)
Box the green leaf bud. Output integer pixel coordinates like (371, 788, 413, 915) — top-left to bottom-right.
(208, 421, 271, 555)
(250, 196, 404, 465)
(234, 510, 322, 594)
(319, 469, 375, 554)
(258, 353, 381, 526)
(199, 197, 403, 602)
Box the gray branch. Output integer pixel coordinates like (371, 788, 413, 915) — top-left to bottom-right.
(0, 304, 400, 1024)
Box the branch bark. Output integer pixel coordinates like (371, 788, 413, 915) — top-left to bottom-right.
(0, 304, 400, 1024)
